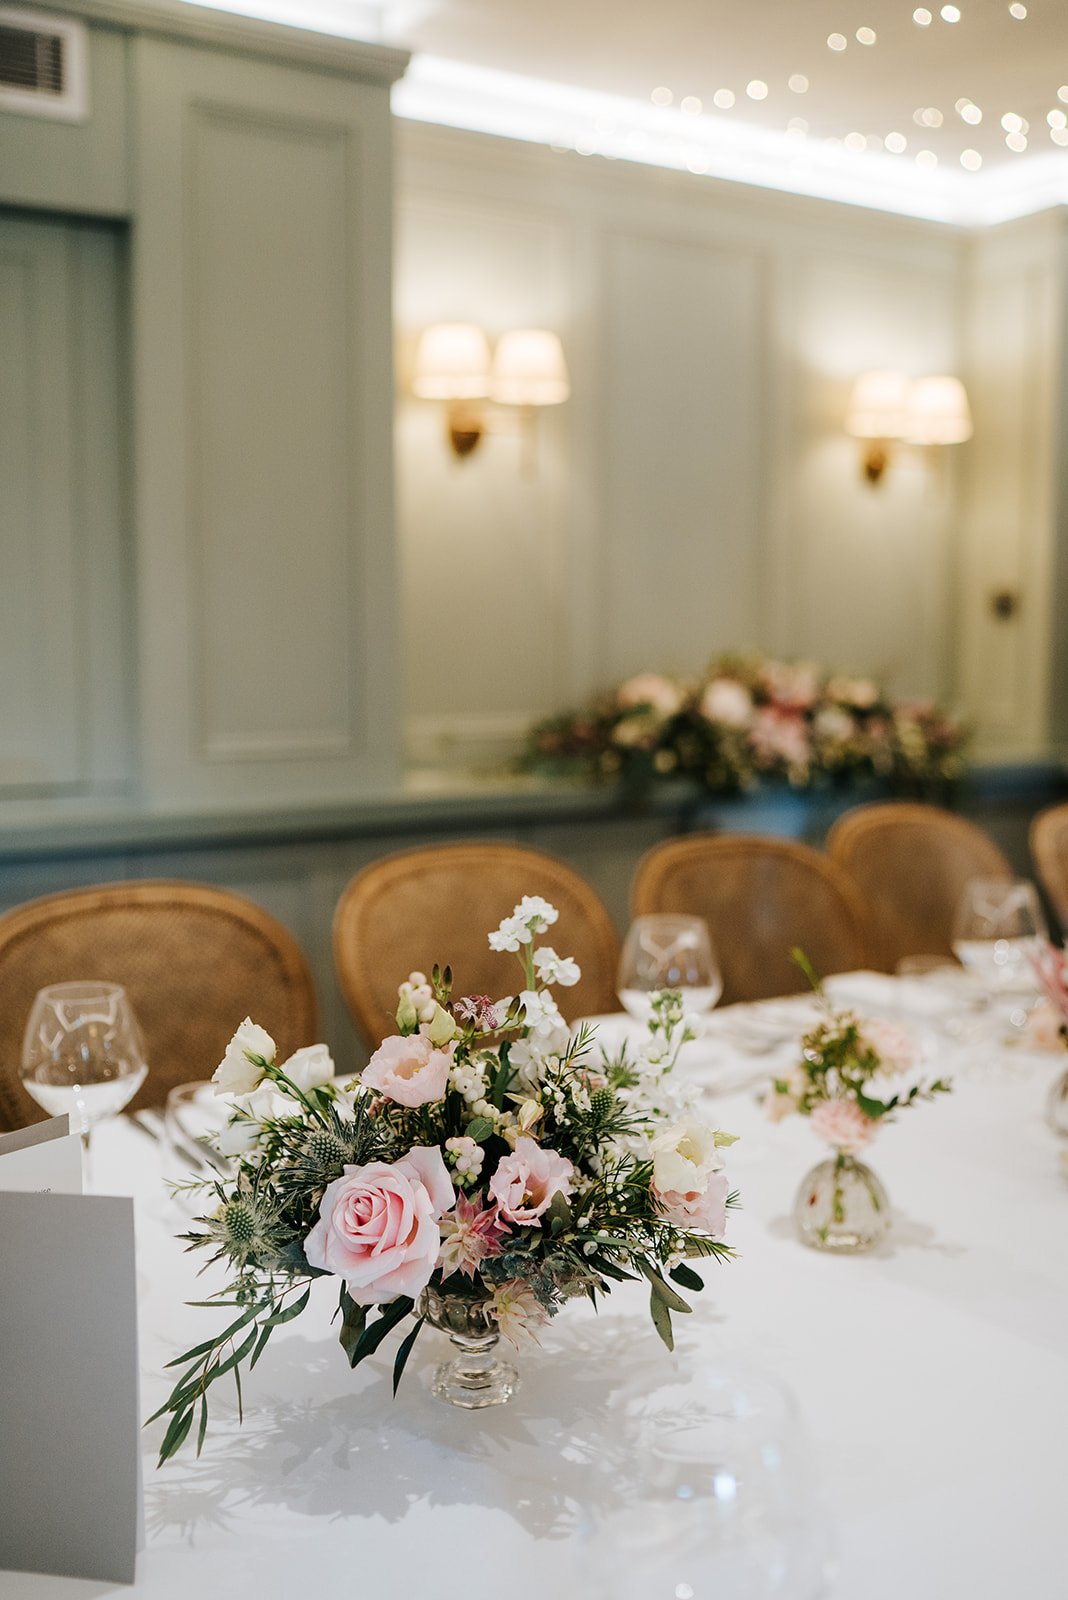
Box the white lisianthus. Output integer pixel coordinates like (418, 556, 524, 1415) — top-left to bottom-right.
(532, 947, 582, 988)
(279, 1042, 335, 1093)
(649, 1121, 724, 1197)
(212, 1018, 276, 1096)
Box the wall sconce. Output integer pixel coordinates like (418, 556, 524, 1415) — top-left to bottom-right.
(846, 370, 972, 484)
(412, 323, 570, 460)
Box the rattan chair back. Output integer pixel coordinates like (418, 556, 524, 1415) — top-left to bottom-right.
(826, 801, 1013, 971)
(630, 832, 869, 1005)
(333, 842, 621, 1049)
(0, 880, 318, 1131)
(1030, 802, 1068, 934)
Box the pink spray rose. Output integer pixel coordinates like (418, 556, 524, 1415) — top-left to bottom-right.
(809, 1099, 876, 1154)
(304, 1146, 454, 1305)
(361, 1033, 452, 1106)
(489, 1136, 574, 1225)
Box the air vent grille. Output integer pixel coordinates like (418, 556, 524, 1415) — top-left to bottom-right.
(0, 9, 87, 120)
(0, 24, 64, 94)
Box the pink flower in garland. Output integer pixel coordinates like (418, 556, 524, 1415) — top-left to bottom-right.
(438, 1189, 510, 1280)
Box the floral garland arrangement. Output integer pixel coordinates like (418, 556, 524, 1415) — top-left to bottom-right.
(763, 956, 951, 1252)
(154, 897, 737, 1463)
(523, 654, 968, 798)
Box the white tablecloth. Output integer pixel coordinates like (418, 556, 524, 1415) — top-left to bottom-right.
(5, 976, 1067, 1599)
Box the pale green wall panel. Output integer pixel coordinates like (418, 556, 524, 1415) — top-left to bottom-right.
(0, 24, 129, 216)
(129, 36, 400, 806)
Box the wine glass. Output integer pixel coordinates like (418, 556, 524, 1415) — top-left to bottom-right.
(576, 1364, 832, 1599)
(618, 914, 722, 1024)
(20, 983, 148, 1154)
(951, 879, 1047, 1000)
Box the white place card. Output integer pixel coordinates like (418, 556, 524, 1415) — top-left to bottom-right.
(0, 1114, 83, 1194)
(0, 1189, 140, 1584)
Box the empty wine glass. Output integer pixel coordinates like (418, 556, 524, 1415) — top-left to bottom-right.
(20, 983, 148, 1154)
(618, 914, 722, 1024)
(951, 879, 1047, 1005)
(576, 1364, 832, 1599)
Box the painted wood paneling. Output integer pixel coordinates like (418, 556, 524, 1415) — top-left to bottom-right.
(131, 37, 400, 804)
(0, 212, 130, 798)
(599, 229, 768, 681)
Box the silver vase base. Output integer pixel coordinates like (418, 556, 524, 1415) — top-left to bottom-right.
(430, 1357, 518, 1409)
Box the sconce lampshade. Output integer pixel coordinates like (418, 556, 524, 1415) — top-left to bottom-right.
(905, 375, 973, 444)
(490, 329, 571, 406)
(845, 370, 910, 439)
(412, 322, 491, 399)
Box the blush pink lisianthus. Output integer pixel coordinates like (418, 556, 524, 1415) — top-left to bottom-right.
(489, 1136, 574, 1226)
(809, 1099, 877, 1155)
(304, 1146, 454, 1305)
(655, 1169, 730, 1238)
(361, 1032, 452, 1107)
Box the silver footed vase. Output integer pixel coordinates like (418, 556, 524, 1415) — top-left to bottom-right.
(793, 1150, 890, 1254)
(419, 1285, 518, 1409)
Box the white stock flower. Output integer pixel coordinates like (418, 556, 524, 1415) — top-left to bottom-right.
(649, 1121, 724, 1196)
(211, 1018, 276, 1096)
(515, 896, 558, 932)
(518, 989, 570, 1052)
(489, 914, 527, 953)
(532, 947, 582, 988)
(279, 1042, 335, 1092)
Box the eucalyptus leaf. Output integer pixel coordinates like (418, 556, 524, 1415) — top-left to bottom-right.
(464, 1116, 494, 1143)
(639, 1260, 692, 1314)
(649, 1291, 674, 1352)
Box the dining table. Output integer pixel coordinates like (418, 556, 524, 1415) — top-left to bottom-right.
(4, 971, 1067, 1600)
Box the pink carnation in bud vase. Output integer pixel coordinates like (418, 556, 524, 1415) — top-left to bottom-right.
(438, 1190, 510, 1279)
(489, 1136, 574, 1225)
(305, 1146, 455, 1305)
(1030, 941, 1068, 1027)
(859, 1018, 918, 1076)
(809, 1099, 877, 1155)
(655, 1169, 730, 1238)
(361, 1033, 453, 1106)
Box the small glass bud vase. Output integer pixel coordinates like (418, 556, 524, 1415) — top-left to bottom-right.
(1047, 1067, 1068, 1138)
(419, 1285, 518, 1409)
(793, 1150, 890, 1254)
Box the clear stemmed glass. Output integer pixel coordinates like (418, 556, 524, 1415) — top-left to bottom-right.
(951, 879, 1048, 1007)
(577, 1364, 831, 1599)
(20, 983, 148, 1160)
(618, 914, 722, 1024)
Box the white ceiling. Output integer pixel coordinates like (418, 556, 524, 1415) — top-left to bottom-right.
(187, 0, 1068, 219)
(389, 0, 1067, 168)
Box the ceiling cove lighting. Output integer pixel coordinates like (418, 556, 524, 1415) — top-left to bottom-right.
(392, 56, 1068, 227)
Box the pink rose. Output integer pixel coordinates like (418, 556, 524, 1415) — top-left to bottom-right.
(304, 1146, 454, 1305)
(361, 1033, 452, 1106)
(809, 1099, 876, 1154)
(489, 1136, 574, 1225)
(656, 1170, 730, 1238)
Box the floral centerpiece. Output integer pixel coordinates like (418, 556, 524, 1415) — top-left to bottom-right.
(524, 653, 968, 799)
(1029, 942, 1068, 1137)
(153, 897, 737, 1463)
(763, 954, 951, 1253)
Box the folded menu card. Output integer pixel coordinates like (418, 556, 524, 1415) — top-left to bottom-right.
(0, 1113, 83, 1193)
(0, 1172, 140, 1582)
